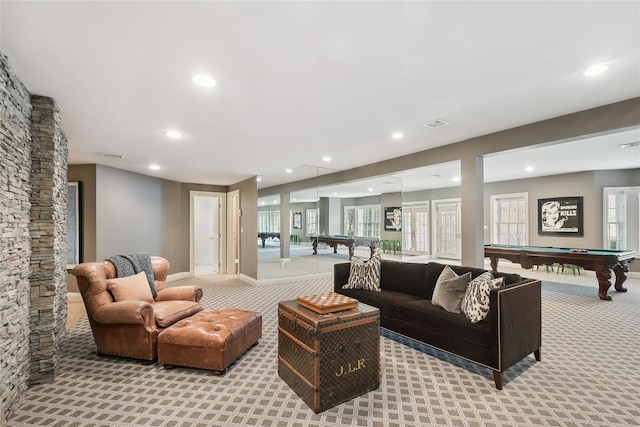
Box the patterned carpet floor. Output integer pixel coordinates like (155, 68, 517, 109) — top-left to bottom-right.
(7, 272, 640, 426)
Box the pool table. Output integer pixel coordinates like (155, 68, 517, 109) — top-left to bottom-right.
(312, 236, 378, 259)
(258, 232, 280, 248)
(484, 244, 636, 300)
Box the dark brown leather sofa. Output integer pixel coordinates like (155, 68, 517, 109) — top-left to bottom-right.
(72, 256, 203, 361)
(334, 260, 541, 389)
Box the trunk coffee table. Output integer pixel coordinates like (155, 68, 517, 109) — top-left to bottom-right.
(277, 293, 380, 413)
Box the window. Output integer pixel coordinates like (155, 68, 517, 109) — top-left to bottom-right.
(258, 211, 269, 233)
(344, 205, 381, 237)
(258, 209, 279, 232)
(344, 207, 356, 237)
(604, 187, 639, 253)
(490, 193, 528, 245)
(306, 209, 318, 237)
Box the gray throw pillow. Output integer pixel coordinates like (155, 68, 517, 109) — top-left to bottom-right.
(461, 272, 504, 323)
(342, 255, 381, 292)
(431, 271, 472, 313)
(435, 265, 457, 286)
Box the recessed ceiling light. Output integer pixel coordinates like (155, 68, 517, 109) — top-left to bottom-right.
(525, 166, 534, 172)
(256, 177, 262, 182)
(392, 132, 404, 140)
(368, 187, 374, 192)
(149, 164, 161, 170)
(452, 176, 461, 182)
(286, 169, 293, 173)
(322, 156, 332, 162)
(584, 64, 608, 76)
(165, 130, 183, 139)
(192, 74, 216, 88)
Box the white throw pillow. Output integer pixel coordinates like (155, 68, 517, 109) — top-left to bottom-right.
(461, 272, 504, 323)
(342, 255, 381, 292)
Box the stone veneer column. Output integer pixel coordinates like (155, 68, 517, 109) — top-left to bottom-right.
(28, 95, 68, 385)
(0, 53, 33, 423)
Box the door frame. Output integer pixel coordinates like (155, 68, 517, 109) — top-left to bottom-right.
(432, 198, 462, 260)
(227, 189, 240, 274)
(190, 191, 227, 275)
(401, 201, 431, 255)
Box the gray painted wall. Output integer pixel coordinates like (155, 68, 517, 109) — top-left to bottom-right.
(483, 169, 639, 253)
(96, 165, 166, 260)
(68, 164, 227, 273)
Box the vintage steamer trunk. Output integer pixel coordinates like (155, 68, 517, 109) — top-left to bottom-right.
(278, 299, 380, 413)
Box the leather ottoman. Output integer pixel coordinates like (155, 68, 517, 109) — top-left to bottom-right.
(158, 308, 262, 374)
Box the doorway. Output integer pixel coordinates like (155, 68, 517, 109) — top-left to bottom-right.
(401, 203, 430, 255)
(190, 191, 226, 276)
(434, 200, 462, 260)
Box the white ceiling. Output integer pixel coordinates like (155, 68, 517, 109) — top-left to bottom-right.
(1, 1, 639, 193)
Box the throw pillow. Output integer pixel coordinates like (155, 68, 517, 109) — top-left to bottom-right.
(431, 271, 472, 313)
(434, 265, 457, 287)
(106, 271, 154, 303)
(342, 255, 381, 292)
(461, 272, 504, 323)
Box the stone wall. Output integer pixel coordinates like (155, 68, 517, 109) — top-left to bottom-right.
(0, 53, 69, 422)
(29, 95, 68, 384)
(0, 53, 33, 423)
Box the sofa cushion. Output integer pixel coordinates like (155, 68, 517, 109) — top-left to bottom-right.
(393, 299, 491, 348)
(338, 288, 420, 317)
(152, 300, 203, 328)
(461, 272, 504, 323)
(432, 270, 472, 313)
(380, 260, 429, 297)
(342, 254, 381, 291)
(106, 272, 154, 303)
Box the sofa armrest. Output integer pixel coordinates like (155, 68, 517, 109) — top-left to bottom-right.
(156, 286, 203, 302)
(92, 301, 155, 328)
(334, 263, 351, 292)
(490, 279, 542, 371)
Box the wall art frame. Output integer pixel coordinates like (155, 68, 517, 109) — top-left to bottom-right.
(538, 196, 583, 236)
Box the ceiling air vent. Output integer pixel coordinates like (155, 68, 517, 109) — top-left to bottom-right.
(423, 119, 450, 129)
(618, 141, 639, 148)
(102, 153, 124, 159)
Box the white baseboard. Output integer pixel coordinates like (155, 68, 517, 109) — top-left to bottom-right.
(256, 271, 332, 286)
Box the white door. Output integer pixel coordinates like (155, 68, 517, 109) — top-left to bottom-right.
(435, 201, 462, 260)
(191, 191, 226, 275)
(402, 204, 430, 255)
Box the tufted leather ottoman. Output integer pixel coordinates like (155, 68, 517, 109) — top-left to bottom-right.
(157, 308, 262, 374)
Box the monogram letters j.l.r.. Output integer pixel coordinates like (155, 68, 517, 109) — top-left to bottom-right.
(335, 358, 366, 377)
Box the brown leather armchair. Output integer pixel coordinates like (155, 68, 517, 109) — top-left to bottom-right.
(72, 256, 203, 361)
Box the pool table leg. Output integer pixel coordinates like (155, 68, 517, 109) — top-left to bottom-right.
(612, 263, 629, 293)
(595, 265, 613, 301)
